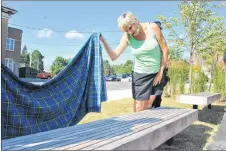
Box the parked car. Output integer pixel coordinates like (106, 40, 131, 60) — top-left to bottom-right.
(105, 75, 117, 81)
(121, 74, 130, 78)
(36, 72, 53, 79)
(116, 75, 122, 81)
(126, 75, 132, 82)
(119, 74, 132, 82)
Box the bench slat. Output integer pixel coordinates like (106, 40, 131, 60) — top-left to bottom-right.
(3, 108, 174, 150)
(95, 109, 198, 150)
(64, 109, 191, 150)
(2, 108, 198, 150)
(6, 108, 181, 150)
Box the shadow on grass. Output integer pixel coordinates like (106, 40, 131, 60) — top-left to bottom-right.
(198, 105, 225, 125)
(156, 105, 225, 150)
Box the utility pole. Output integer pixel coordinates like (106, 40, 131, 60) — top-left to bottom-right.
(30, 49, 32, 67)
(37, 57, 39, 71)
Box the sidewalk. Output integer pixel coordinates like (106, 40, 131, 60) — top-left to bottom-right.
(206, 112, 226, 150)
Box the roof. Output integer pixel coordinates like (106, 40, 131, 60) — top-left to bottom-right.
(1, 6, 17, 15)
(8, 26, 23, 33)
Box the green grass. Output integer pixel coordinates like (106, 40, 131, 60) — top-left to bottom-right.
(79, 96, 225, 150)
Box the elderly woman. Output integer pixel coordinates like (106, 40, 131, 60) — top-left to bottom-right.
(100, 11, 169, 112)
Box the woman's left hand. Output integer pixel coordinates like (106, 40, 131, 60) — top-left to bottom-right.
(153, 72, 163, 86)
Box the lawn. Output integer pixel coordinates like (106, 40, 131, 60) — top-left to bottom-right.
(79, 96, 225, 150)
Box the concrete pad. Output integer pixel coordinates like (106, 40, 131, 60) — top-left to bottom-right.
(207, 113, 226, 150)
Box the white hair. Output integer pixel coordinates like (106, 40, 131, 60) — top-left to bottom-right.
(117, 11, 138, 31)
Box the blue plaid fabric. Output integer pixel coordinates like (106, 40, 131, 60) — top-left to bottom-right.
(1, 33, 107, 139)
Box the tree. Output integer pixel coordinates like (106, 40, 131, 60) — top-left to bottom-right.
(103, 60, 114, 75)
(168, 59, 189, 96)
(112, 60, 133, 74)
(31, 50, 44, 71)
(124, 60, 133, 66)
(22, 45, 27, 51)
(169, 47, 183, 60)
(197, 14, 226, 91)
(158, 1, 225, 93)
(122, 60, 133, 74)
(20, 45, 30, 66)
(51, 57, 70, 75)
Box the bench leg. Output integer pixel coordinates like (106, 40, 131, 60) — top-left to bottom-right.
(193, 105, 198, 109)
(166, 137, 174, 146)
(208, 104, 212, 109)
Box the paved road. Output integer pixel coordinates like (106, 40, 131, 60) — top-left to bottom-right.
(20, 78, 132, 91)
(106, 81, 131, 91)
(20, 78, 133, 100)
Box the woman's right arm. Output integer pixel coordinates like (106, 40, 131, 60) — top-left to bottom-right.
(100, 34, 128, 61)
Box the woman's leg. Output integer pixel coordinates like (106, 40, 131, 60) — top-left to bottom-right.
(134, 96, 155, 112)
(146, 95, 156, 109)
(134, 100, 146, 112)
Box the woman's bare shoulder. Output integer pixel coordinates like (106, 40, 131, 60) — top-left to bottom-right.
(150, 22, 160, 31)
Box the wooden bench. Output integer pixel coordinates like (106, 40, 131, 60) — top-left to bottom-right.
(176, 92, 221, 109)
(2, 107, 198, 150)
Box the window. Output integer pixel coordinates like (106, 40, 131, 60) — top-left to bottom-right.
(6, 38, 15, 51)
(5, 58, 14, 71)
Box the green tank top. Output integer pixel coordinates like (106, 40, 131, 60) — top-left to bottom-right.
(129, 23, 162, 74)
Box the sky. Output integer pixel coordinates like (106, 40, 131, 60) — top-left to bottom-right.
(3, 1, 226, 72)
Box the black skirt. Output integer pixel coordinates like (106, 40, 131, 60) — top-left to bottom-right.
(132, 69, 169, 101)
